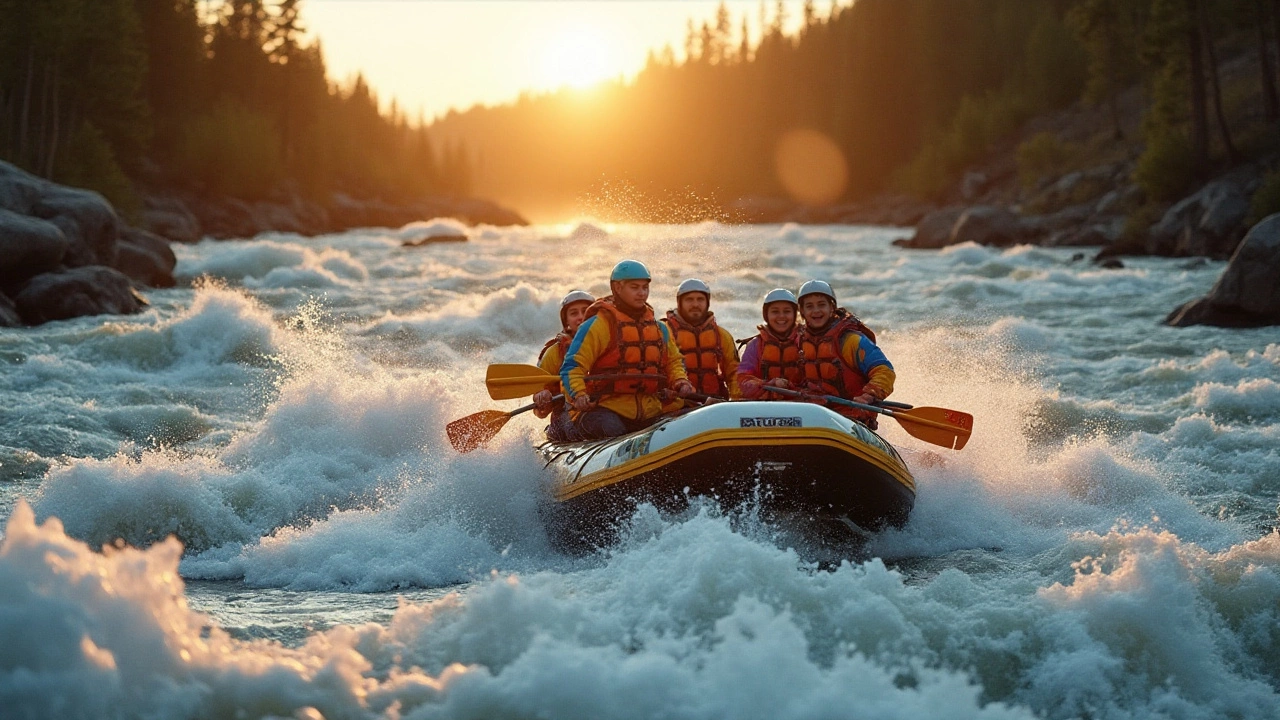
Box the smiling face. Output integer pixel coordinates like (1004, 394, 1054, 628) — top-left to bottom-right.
(800, 294, 834, 331)
(764, 302, 796, 335)
(678, 292, 709, 325)
(563, 301, 592, 333)
(612, 279, 650, 310)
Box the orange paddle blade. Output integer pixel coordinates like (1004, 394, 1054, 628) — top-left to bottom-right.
(446, 410, 512, 453)
(486, 364, 557, 400)
(891, 407, 974, 450)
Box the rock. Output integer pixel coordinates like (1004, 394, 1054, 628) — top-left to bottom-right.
(0, 208, 69, 285)
(14, 266, 146, 325)
(1165, 213, 1280, 327)
(114, 227, 177, 288)
(895, 207, 965, 248)
(142, 195, 202, 243)
(0, 292, 20, 327)
(1, 160, 120, 267)
(1147, 174, 1253, 258)
(1046, 223, 1115, 247)
(1070, 252, 1086, 262)
(1095, 184, 1142, 216)
(1096, 258, 1124, 269)
(961, 171, 988, 201)
(949, 205, 1042, 247)
(402, 234, 466, 247)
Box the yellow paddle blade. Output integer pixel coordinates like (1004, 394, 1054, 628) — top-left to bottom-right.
(446, 410, 512, 453)
(486, 364, 558, 400)
(891, 407, 974, 450)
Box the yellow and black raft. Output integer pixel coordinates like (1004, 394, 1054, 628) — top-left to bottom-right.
(535, 400, 916, 551)
(451, 364, 971, 552)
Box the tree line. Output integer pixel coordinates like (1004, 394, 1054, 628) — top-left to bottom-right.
(430, 0, 1280, 221)
(0, 0, 470, 219)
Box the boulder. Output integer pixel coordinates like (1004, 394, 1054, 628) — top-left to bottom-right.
(1166, 213, 1280, 327)
(0, 292, 20, 327)
(1, 160, 120, 267)
(115, 227, 177, 288)
(14, 266, 146, 326)
(1147, 174, 1253, 258)
(949, 205, 1042, 247)
(0, 208, 69, 285)
(1046, 224, 1115, 247)
(894, 207, 964, 248)
(142, 195, 202, 243)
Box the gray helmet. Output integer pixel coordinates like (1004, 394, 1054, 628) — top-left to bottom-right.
(676, 278, 711, 301)
(797, 279, 836, 306)
(761, 288, 798, 320)
(559, 289, 595, 328)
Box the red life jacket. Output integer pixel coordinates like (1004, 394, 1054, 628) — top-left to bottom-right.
(538, 331, 573, 367)
(664, 310, 727, 397)
(583, 297, 668, 396)
(800, 309, 876, 397)
(753, 324, 803, 385)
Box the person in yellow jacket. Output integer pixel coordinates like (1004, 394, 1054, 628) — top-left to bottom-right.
(796, 279, 895, 429)
(533, 289, 594, 441)
(662, 278, 741, 401)
(561, 260, 695, 439)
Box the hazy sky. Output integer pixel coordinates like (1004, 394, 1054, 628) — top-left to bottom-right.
(305, 1, 817, 121)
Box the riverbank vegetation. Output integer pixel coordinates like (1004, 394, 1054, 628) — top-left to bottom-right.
(0, 0, 471, 219)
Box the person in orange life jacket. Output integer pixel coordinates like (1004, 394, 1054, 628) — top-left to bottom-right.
(662, 278, 741, 403)
(560, 259, 695, 439)
(796, 279, 895, 429)
(737, 288, 805, 400)
(533, 290, 595, 441)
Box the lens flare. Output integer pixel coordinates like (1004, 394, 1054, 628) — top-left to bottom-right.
(774, 128, 849, 205)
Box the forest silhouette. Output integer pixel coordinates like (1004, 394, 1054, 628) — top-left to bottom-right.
(3, 0, 1278, 224)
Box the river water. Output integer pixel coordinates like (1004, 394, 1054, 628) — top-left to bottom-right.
(1, 222, 1277, 719)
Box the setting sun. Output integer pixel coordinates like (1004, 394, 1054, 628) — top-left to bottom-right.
(540, 25, 619, 89)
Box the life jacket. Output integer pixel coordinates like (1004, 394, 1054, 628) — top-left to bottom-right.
(753, 324, 803, 385)
(537, 331, 573, 366)
(583, 297, 668, 396)
(800, 309, 877, 397)
(664, 310, 727, 397)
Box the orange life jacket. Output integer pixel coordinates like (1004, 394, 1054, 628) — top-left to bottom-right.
(800, 309, 876, 397)
(664, 310, 727, 397)
(584, 297, 668, 396)
(754, 324, 803, 385)
(538, 331, 573, 366)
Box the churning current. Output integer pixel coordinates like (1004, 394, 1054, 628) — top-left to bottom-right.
(1, 222, 1277, 719)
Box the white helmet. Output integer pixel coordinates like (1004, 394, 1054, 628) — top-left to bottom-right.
(761, 288, 798, 320)
(797, 279, 836, 306)
(676, 278, 711, 299)
(559, 289, 595, 328)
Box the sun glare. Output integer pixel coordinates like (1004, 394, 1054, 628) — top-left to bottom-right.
(540, 25, 618, 90)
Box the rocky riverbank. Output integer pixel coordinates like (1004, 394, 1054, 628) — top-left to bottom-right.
(1, 160, 528, 327)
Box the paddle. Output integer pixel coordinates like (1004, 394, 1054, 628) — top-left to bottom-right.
(762, 386, 973, 450)
(485, 363, 666, 400)
(447, 394, 563, 453)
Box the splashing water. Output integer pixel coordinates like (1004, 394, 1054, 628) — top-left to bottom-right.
(1, 224, 1277, 718)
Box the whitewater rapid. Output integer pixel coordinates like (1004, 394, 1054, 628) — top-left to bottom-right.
(1, 222, 1277, 718)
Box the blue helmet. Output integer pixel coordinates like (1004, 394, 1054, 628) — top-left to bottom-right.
(761, 288, 798, 320)
(610, 259, 651, 282)
(797, 279, 836, 306)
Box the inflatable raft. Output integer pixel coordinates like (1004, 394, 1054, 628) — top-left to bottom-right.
(536, 400, 915, 551)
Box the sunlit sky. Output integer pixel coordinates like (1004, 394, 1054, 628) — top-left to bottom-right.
(305, 1, 818, 122)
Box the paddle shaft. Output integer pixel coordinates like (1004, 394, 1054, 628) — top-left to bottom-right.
(761, 386, 960, 435)
(507, 394, 562, 417)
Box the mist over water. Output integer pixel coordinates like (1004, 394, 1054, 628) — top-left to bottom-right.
(2, 223, 1277, 718)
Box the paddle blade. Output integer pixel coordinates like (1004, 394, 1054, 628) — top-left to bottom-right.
(892, 406, 973, 450)
(486, 363, 557, 400)
(446, 410, 511, 453)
